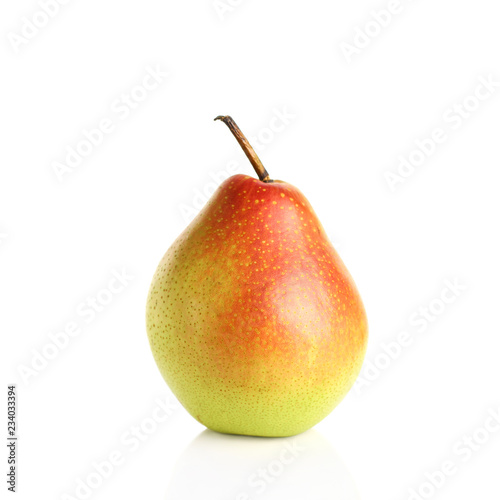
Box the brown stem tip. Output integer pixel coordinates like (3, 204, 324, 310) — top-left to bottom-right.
(214, 115, 273, 183)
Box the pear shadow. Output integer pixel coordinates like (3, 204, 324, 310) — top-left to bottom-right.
(165, 428, 361, 499)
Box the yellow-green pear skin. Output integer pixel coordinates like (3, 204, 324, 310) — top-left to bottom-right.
(146, 172, 368, 437)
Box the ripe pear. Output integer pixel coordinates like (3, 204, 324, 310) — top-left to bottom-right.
(146, 116, 368, 437)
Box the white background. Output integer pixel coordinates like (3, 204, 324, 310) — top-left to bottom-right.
(1, 0, 500, 499)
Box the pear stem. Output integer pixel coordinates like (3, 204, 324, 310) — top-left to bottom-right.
(214, 116, 272, 183)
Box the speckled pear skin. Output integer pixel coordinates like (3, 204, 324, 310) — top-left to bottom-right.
(146, 174, 368, 437)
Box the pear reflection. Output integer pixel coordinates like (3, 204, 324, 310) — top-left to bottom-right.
(165, 429, 360, 499)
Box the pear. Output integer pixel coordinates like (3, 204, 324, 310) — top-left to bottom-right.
(146, 116, 368, 437)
